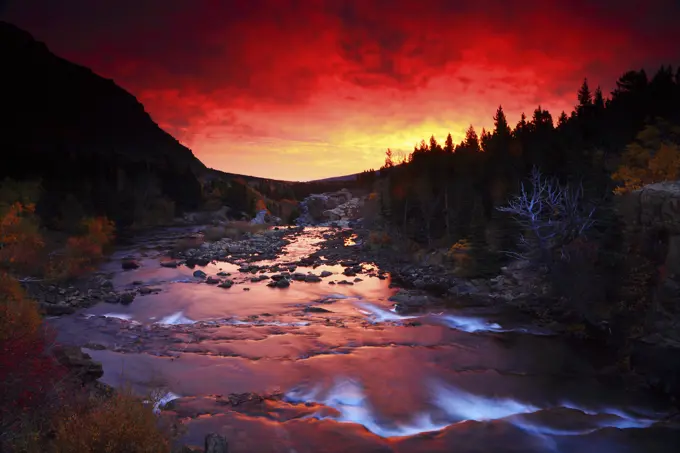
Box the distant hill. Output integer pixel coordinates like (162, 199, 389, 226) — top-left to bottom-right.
(0, 21, 205, 228)
(310, 173, 360, 183)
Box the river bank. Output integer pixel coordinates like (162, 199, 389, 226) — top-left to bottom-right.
(40, 221, 680, 452)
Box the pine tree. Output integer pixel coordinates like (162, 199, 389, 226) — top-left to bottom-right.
(384, 148, 394, 168)
(463, 125, 480, 152)
(557, 111, 568, 128)
(578, 78, 593, 107)
(493, 105, 511, 137)
(429, 135, 441, 152)
(514, 113, 527, 135)
(444, 133, 454, 153)
(594, 86, 605, 109)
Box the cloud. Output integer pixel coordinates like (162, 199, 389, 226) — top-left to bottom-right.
(3, 0, 680, 179)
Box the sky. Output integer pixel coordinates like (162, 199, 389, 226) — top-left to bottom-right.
(3, 0, 680, 181)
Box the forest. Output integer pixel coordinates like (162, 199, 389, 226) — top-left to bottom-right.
(352, 66, 680, 338)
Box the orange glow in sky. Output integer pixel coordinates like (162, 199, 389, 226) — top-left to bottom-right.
(4, 0, 680, 180)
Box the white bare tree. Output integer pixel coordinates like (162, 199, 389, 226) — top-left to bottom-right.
(497, 167, 596, 266)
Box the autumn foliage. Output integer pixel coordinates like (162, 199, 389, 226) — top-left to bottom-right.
(0, 202, 44, 273)
(47, 216, 116, 280)
(52, 391, 172, 453)
(612, 121, 680, 194)
(0, 181, 174, 451)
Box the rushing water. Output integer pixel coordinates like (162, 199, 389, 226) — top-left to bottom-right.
(50, 227, 680, 452)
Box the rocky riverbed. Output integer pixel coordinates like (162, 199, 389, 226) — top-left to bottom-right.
(42, 224, 680, 452)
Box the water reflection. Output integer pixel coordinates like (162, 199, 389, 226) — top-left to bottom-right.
(48, 226, 679, 453)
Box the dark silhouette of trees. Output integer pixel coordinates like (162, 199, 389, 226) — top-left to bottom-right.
(371, 63, 680, 280)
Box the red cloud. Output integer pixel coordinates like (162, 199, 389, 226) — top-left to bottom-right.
(4, 0, 680, 179)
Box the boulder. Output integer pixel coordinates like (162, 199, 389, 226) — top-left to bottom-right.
(53, 345, 103, 383)
(205, 433, 228, 453)
(121, 259, 140, 270)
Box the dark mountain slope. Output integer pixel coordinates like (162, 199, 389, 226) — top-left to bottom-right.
(0, 21, 206, 228)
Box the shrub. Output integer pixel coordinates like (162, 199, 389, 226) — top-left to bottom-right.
(447, 239, 473, 271)
(0, 272, 66, 450)
(0, 202, 44, 273)
(46, 217, 115, 280)
(52, 390, 172, 453)
(612, 121, 680, 194)
(497, 167, 596, 269)
(0, 178, 42, 217)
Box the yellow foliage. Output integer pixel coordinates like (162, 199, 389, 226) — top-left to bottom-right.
(0, 202, 44, 271)
(612, 130, 680, 194)
(47, 217, 116, 280)
(0, 271, 42, 345)
(255, 198, 268, 212)
(447, 239, 474, 275)
(52, 391, 172, 453)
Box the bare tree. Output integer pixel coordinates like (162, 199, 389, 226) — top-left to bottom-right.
(497, 167, 596, 268)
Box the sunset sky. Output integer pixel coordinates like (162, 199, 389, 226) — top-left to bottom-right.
(3, 0, 680, 181)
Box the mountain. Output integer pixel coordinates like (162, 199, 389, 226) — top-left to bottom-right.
(0, 21, 206, 228)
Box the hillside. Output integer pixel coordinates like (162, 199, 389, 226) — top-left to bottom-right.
(0, 21, 206, 228)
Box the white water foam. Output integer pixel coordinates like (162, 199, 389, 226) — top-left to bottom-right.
(286, 379, 450, 438)
(286, 378, 663, 440)
(439, 314, 504, 333)
(432, 382, 540, 421)
(157, 311, 195, 325)
(356, 302, 419, 322)
(150, 391, 181, 414)
(99, 313, 134, 321)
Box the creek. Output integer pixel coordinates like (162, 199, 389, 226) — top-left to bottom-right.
(49, 227, 680, 452)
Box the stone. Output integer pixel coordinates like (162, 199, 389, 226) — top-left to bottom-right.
(204, 433, 228, 453)
(53, 345, 103, 383)
(40, 303, 76, 316)
(160, 260, 179, 268)
(193, 270, 207, 279)
(218, 280, 233, 288)
(120, 292, 136, 304)
(206, 276, 220, 284)
(389, 290, 430, 307)
(320, 271, 333, 278)
(275, 279, 291, 288)
(121, 259, 140, 270)
(304, 274, 322, 283)
(305, 306, 332, 313)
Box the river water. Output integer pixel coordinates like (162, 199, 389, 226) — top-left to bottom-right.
(49, 227, 680, 452)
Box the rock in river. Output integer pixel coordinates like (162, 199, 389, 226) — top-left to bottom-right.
(121, 259, 140, 270)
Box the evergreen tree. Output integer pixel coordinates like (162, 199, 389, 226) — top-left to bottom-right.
(493, 105, 511, 137)
(594, 86, 605, 109)
(578, 78, 593, 107)
(514, 113, 528, 136)
(429, 135, 441, 153)
(557, 111, 569, 128)
(480, 128, 492, 152)
(463, 125, 480, 152)
(384, 148, 394, 168)
(444, 133, 454, 153)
